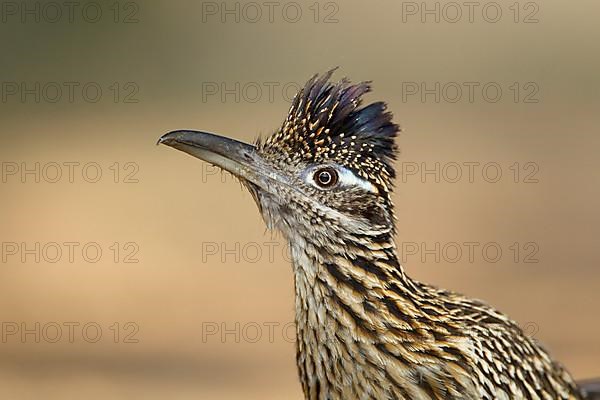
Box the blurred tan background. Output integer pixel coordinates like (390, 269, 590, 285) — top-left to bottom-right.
(1, 0, 599, 398)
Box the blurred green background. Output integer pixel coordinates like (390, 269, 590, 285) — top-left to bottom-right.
(1, 0, 599, 398)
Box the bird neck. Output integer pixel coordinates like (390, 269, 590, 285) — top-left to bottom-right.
(288, 231, 454, 397)
(289, 229, 414, 295)
(288, 230, 425, 336)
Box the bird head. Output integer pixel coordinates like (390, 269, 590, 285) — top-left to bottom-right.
(159, 70, 400, 247)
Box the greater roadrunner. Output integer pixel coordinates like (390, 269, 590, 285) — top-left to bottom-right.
(159, 70, 599, 399)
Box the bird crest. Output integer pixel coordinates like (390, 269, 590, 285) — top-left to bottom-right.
(257, 69, 400, 193)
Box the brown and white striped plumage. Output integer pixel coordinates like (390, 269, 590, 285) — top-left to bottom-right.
(162, 70, 597, 399)
(253, 71, 587, 399)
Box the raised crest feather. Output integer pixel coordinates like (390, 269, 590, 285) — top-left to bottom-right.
(259, 69, 400, 188)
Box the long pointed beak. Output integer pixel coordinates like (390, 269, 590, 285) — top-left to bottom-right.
(157, 130, 266, 185)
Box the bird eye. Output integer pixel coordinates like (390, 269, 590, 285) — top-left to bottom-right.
(313, 167, 338, 188)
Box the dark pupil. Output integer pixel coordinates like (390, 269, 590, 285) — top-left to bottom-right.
(315, 168, 338, 187)
(318, 171, 332, 185)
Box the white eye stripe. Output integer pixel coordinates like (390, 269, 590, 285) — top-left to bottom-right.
(337, 167, 378, 193)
